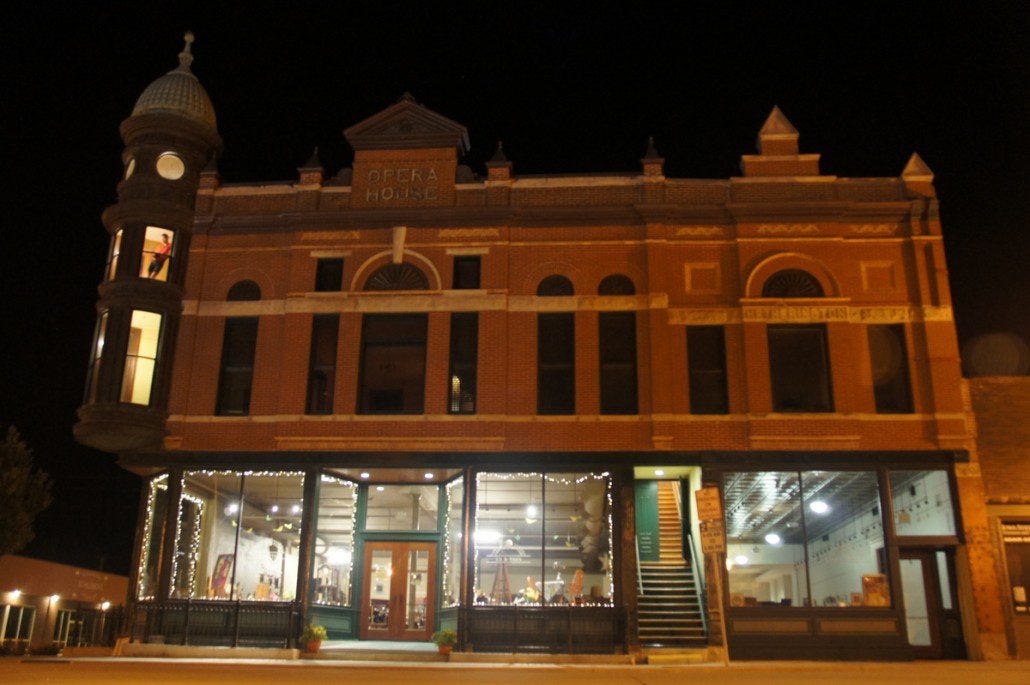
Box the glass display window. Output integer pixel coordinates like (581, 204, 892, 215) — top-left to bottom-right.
(120, 310, 162, 405)
(890, 470, 957, 537)
(724, 470, 893, 609)
(139, 226, 175, 281)
(312, 475, 357, 607)
(473, 472, 612, 607)
(443, 478, 464, 606)
(172, 471, 305, 601)
(365, 484, 438, 531)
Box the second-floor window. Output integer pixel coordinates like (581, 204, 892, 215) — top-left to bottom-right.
(448, 313, 478, 413)
(537, 275, 575, 414)
(306, 315, 339, 414)
(868, 324, 914, 413)
(687, 326, 729, 414)
(358, 314, 428, 413)
(768, 324, 833, 412)
(216, 280, 261, 416)
(315, 258, 344, 292)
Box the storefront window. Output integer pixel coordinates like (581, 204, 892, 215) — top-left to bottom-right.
(136, 474, 169, 600)
(139, 226, 175, 281)
(724, 470, 893, 609)
(802, 471, 889, 607)
(890, 470, 956, 536)
(365, 485, 438, 531)
(443, 478, 464, 606)
(473, 472, 612, 606)
(724, 471, 809, 607)
(120, 310, 161, 405)
(172, 471, 305, 601)
(312, 475, 357, 607)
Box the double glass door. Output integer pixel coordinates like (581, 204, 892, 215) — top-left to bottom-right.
(360, 541, 436, 641)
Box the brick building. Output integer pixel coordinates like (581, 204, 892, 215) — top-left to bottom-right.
(74, 36, 1010, 659)
(967, 376, 1030, 658)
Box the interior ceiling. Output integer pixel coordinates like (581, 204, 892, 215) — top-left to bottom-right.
(327, 467, 461, 484)
(724, 471, 881, 543)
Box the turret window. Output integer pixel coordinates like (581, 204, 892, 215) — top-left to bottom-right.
(120, 310, 162, 405)
(106, 230, 123, 281)
(124, 157, 136, 179)
(156, 152, 185, 180)
(140, 226, 175, 281)
(87, 312, 109, 401)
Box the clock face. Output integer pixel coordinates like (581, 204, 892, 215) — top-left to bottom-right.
(125, 157, 136, 179)
(156, 152, 186, 180)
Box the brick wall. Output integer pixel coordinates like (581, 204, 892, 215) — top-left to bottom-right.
(970, 377, 1030, 500)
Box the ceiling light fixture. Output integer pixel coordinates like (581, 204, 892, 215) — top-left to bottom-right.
(734, 555, 749, 566)
(764, 533, 782, 546)
(360, 472, 370, 479)
(654, 469, 665, 476)
(809, 500, 830, 515)
(376, 486, 385, 492)
(424, 472, 434, 480)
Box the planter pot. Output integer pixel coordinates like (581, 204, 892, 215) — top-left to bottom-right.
(437, 644, 453, 656)
(306, 640, 322, 654)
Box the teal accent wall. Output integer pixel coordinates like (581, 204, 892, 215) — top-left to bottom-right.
(634, 480, 660, 561)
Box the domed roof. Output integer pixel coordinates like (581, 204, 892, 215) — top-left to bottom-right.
(131, 32, 216, 130)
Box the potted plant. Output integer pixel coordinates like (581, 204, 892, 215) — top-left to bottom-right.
(431, 629, 458, 656)
(300, 624, 328, 654)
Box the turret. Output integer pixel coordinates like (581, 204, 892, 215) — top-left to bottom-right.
(74, 33, 221, 452)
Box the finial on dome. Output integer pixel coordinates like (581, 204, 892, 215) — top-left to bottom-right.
(177, 31, 195, 71)
(399, 91, 416, 103)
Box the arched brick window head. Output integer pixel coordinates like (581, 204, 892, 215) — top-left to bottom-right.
(761, 269, 824, 298)
(598, 274, 635, 296)
(364, 263, 429, 291)
(227, 280, 261, 301)
(537, 275, 574, 296)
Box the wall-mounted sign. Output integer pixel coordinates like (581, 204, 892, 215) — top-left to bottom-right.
(694, 487, 723, 522)
(699, 520, 726, 554)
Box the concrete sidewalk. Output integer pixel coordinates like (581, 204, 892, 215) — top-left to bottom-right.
(1, 657, 1028, 684)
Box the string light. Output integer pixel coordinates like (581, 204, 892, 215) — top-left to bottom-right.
(168, 470, 305, 601)
(314, 475, 357, 607)
(442, 478, 463, 607)
(136, 474, 168, 600)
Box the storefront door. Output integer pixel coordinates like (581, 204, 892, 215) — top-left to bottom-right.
(899, 549, 963, 659)
(359, 541, 436, 641)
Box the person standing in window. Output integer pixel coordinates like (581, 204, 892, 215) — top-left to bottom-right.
(147, 233, 172, 278)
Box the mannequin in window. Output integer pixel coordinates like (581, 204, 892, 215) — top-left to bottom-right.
(147, 233, 172, 278)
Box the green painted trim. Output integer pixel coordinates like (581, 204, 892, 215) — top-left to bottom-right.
(634, 480, 660, 561)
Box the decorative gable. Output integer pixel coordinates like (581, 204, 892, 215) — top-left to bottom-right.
(344, 93, 470, 152)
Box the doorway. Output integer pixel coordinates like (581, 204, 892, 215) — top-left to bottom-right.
(899, 548, 965, 659)
(359, 541, 436, 641)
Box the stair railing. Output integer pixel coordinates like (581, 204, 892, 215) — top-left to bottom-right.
(635, 536, 643, 595)
(685, 531, 708, 635)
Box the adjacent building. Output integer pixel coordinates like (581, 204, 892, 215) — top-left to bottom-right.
(74, 35, 1013, 660)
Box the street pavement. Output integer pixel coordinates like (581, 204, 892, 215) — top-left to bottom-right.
(1, 657, 1027, 684)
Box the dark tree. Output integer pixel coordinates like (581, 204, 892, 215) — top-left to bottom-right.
(0, 426, 53, 555)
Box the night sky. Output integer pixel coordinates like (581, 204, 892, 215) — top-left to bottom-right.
(3, 3, 1027, 576)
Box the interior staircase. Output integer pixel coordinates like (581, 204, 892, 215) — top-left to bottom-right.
(637, 481, 707, 647)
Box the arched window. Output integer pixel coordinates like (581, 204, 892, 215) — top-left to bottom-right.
(597, 274, 635, 296)
(761, 269, 824, 298)
(537, 275, 575, 413)
(537, 275, 574, 297)
(364, 263, 429, 291)
(217, 280, 260, 415)
(227, 280, 261, 301)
